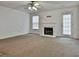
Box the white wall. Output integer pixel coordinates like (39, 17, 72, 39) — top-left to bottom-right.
(75, 6, 79, 39)
(0, 6, 30, 39)
(39, 6, 79, 38)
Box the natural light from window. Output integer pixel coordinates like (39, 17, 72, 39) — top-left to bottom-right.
(32, 16, 39, 29)
(63, 14, 71, 35)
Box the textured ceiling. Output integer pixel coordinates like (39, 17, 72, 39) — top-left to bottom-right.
(0, 1, 79, 12)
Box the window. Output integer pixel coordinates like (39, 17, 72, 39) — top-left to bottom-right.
(32, 16, 39, 29)
(63, 14, 71, 35)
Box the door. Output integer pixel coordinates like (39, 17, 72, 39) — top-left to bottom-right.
(62, 14, 71, 37)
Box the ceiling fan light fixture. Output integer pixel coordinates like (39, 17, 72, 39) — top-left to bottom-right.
(27, 1, 40, 12)
(32, 6, 37, 11)
(28, 7, 31, 10)
(34, 3, 39, 6)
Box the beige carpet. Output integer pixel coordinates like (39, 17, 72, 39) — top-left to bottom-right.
(0, 34, 79, 57)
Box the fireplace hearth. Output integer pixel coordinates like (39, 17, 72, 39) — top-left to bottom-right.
(44, 27, 53, 35)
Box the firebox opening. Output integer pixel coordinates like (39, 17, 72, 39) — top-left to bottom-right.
(44, 27, 53, 35)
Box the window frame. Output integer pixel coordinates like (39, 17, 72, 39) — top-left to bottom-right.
(62, 13, 72, 36)
(32, 15, 39, 30)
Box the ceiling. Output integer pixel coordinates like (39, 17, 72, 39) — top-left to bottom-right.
(0, 1, 79, 12)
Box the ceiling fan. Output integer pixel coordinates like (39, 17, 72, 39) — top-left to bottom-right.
(24, 1, 41, 13)
(27, 1, 40, 11)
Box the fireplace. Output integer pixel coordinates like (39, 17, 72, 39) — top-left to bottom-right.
(44, 27, 53, 35)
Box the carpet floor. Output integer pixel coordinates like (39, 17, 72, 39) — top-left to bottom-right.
(0, 34, 79, 57)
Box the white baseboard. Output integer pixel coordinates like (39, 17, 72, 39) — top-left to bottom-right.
(0, 32, 28, 39)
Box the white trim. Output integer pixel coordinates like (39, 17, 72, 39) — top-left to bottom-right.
(0, 33, 28, 39)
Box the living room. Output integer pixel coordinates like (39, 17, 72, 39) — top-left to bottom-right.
(0, 1, 79, 57)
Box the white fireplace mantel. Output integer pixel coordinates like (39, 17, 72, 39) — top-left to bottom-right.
(40, 23, 57, 37)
